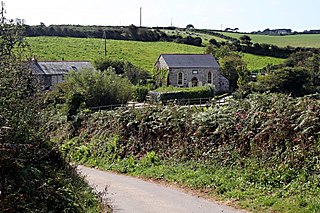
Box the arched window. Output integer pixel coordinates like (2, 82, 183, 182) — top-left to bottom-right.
(207, 72, 212, 84)
(177, 72, 183, 85)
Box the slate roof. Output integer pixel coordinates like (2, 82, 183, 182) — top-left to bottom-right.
(32, 61, 94, 75)
(160, 54, 220, 68)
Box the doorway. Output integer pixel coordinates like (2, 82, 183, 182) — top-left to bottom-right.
(191, 77, 198, 87)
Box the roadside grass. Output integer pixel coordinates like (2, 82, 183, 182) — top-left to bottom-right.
(86, 157, 320, 213)
(27, 36, 283, 72)
(218, 32, 320, 48)
(46, 93, 320, 213)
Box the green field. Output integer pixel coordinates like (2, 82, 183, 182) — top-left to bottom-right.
(27, 36, 284, 72)
(27, 37, 203, 72)
(242, 53, 285, 71)
(219, 32, 320, 48)
(162, 29, 227, 44)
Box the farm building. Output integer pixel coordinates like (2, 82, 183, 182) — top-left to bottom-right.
(31, 60, 94, 89)
(154, 54, 229, 93)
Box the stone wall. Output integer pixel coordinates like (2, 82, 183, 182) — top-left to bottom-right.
(168, 68, 227, 93)
(155, 56, 169, 70)
(155, 55, 230, 93)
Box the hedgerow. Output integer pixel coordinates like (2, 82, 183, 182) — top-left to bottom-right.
(45, 92, 320, 212)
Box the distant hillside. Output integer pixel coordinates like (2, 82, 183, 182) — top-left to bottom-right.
(24, 24, 203, 47)
(218, 32, 320, 48)
(27, 36, 284, 72)
(161, 29, 227, 44)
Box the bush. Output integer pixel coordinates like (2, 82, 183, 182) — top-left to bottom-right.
(55, 68, 133, 108)
(0, 15, 104, 212)
(44, 92, 320, 212)
(94, 58, 150, 85)
(255, 67, 311, 96)
(133, 85, 149, 102)
(148, 86, 215, 103)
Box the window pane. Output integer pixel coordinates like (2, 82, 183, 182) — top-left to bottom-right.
(208, 72, 212, 84)
(178, 72, 183, 85)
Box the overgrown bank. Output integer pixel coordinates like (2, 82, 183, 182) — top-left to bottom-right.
(0, 13, 106, 212)
(45, 93, 320, 213)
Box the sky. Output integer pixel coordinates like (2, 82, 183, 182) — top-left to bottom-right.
(5, 0, 320, 32)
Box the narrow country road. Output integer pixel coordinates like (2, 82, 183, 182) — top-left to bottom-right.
(77, 165, 245, 213)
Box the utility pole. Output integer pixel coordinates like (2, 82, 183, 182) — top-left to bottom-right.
(140, 7, 142, 27)
(1, 1, 5, 24)
(103, 30, 107, 58)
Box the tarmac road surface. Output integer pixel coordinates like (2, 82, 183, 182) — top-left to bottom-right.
(78, 165, 245, 213)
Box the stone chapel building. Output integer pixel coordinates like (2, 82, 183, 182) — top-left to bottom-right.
(154, 54, 229, 93)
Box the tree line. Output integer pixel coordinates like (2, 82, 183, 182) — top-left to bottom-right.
(24, 24, 203, 46)
(201, 29, 320, 58)
(205, 40, 320, 98)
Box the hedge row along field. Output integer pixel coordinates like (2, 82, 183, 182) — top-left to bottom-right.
(27, 36, 284, 72)
(44, 93, 320, 213)
(219, 32, 320, 48)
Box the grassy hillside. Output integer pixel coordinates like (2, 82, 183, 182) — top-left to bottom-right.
(162, 29, 227, 44)
(27, 37, 203, 72)
(27, 36, 284, 72)
(219, 32, 320, 48)
(243, 53, 285, 71)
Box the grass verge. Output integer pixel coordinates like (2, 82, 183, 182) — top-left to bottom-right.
(85, 157, 320, 213)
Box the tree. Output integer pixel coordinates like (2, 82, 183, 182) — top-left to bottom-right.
(153, 67, 168, 87)
(302, 53, 320, 92)
(208, 38, 218, 46)
(257, 67, 310, 96)
(186, 24, 195, 29)
(204, 44, 216, 55)
(285, 51, 314, 67)
(220, 55, 247, 91)
(211, 45, 238, 60)
(127, 24, 138, 40)
(0, 11, 36, 146)
(93, 58, 149, 85)
(57, 68, 133, 108)
(240, 35, 252, 46)
(0, 5, 104, 212)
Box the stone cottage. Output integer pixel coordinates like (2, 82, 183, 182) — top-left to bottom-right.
(31, 60, 94, 90)
(154, 54, 229, 93)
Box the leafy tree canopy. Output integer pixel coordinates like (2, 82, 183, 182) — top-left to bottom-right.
(94, 58, 150, 85)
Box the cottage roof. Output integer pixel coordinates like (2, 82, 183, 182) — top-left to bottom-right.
(32, 61, 94, 75)
(160, 54, 219, 68)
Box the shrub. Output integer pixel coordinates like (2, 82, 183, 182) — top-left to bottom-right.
(56, 68, 134, 108)
(148, 86, 215, 103)
(133, 85, 149, 102)
(94, 58, 150, 85)
(0, 14, 104, 212)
